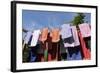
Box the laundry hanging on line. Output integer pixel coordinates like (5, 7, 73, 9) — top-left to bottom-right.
(22, 23, 91, 62)
(79, 23, 91, 38)
(60, 24, 74, 47)
(71, 26, 80, 46)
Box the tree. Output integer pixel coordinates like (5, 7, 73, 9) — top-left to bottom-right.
(71, 13, 85, 26)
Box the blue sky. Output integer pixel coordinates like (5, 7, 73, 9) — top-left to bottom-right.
(22, 10, 91, 31)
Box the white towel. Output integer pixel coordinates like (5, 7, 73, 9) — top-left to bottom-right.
(60, 24, 72, 39)
(64, 43, 74, 47)
(71, 26, 80, 46)
(24, 31, 32, 44)
(30, 30, 41, 46)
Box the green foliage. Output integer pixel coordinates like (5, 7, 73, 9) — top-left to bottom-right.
(71, 13, 85, 26)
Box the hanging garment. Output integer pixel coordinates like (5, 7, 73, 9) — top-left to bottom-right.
(78, 31, 91, 60)
(60, 37, 68, 61)
(50, 28, 60, 43)
(29, 44, 41, 62)
(24, 31, 32, 44)
(30, 30, 41, 46)
(67, 46, 82, 60)
(44, 47, 48, 61)
(79, 23, 91, 38)
(22, 31, 32, 50)
(36, 42, 44, 54)
(22, 44, 30, 63)
(48, 44, 57, 61)
(75, 51, 82, 60)
(63, 37, 74, 47)
(39, 32, 52, 62)
(39, 33, 52, 62)
(47, 33, 52, 50)
(84, 37, 91, 51)
(37, 54, 44, 62)
(60, 24, 74, 47)
(50, 42, 60, 61)
(71, 26, 80, 46)
(46, 33, 53, 61)
(29, 48, 37, 62)
(60, 24, 72, 39)
(49, 28, 60, 61)
(39, 28, 49, 61)
(22, 35, 33, 62)
(36, 41, 44, 62)
(40, 28, 49, 43)
(41, 41, 48, 61)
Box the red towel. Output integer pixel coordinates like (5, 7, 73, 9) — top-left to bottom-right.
(78, 31, 91, 60)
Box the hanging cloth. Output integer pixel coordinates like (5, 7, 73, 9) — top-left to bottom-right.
(71, 26, 80, 46)
(60, 24, 74, 47)
(23, 31, 32, 50)
(60, 24, 72, 39)
(78, 31, 91, 60)
(60, 36, 68, 60)
(29, 47, 37, 62)
(79, 23, 91, 38)
(67, 46, 82, 60)
(50, 28, 60, 43)
(49, 28, 60, 61)
(30, 30, 41, 47)
(39, 28, 49, 61)
(63, 37, 74, 47)
(40, 28, 49, 43)
(24, 31, 32, 44)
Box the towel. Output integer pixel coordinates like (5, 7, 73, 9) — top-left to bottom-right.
(30, 30, 41, 46)
(60, 24, 72, 39)
(79, 23, 91, 38)
(67, 46, 82, 60)
(63, 36, 74, 47)
(78, 31, 91, 59)
(24, 31, 32, 44)
(71, 26, 80, 46)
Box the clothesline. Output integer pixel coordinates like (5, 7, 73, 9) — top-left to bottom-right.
(22, 23, 91, 62)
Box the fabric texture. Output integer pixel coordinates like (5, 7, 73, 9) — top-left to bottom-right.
(79, 23, 91, 38)
(63, 36, 74, 47)
(29, 47, 37, 62)
(67, 46, 82, 60)
(24, 31, 32, 44)
(71, 26, 80, 46)
(60, 24, 72, 39)
(78, 31, 91, 59)
(60, 24, 75, 47)
(50, 28, 60, 42)
(40, 28, 48, 42)
(30, 30, 41, 46)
